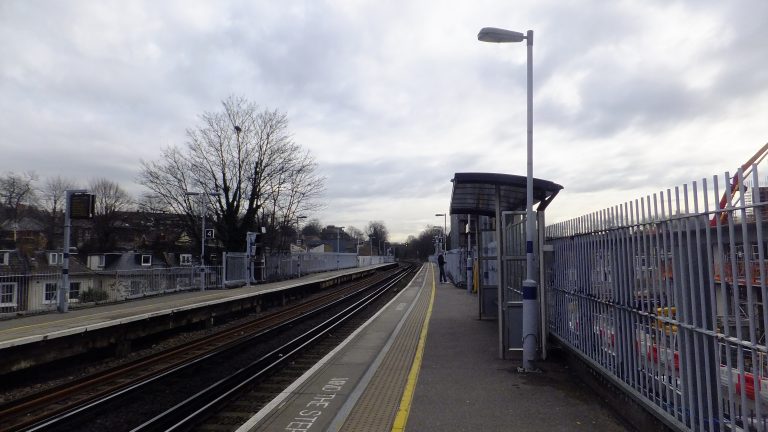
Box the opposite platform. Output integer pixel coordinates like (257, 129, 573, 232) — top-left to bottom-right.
(0, 264, 392, 374)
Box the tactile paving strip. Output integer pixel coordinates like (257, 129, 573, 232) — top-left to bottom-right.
(338, 267, 433, 432)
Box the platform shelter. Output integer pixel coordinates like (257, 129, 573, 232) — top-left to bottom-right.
(449, 172, 562, 359)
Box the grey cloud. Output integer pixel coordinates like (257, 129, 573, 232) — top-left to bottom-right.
(538, 71, 707, 138)
(531, 1, 768, 140)
(321, 159, 452, 201)
(0, 0, 765, 239)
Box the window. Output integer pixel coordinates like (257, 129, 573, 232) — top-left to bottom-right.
(49, 253, 64, 265)
(44, 282, 58, 303)
(69, 282, 81, 301)
(0, 283, 16, 306)
(141, 255, 152, 266)
(88, 255, 106, 270)
(180, 254, 192, 266)
(0, 252, 9, 266)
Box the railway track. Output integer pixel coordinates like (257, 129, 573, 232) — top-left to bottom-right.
(0, 265, 414, 432)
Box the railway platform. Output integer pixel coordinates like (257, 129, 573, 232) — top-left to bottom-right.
(239, 263, 629, 432)
(0, 264, 394, 374)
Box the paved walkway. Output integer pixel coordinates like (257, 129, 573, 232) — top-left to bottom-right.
(406, 276, 630, 432)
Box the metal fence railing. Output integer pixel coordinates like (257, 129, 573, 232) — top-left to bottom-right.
(0, 266, 221, 318)
(546, 164, 768, 431)
(265, 252, 360, 281)
(220, 252, 394, 287)
(1, 250, 397, 319)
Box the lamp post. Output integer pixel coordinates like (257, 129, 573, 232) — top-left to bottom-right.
(336, 226, 345, 269)
(186, 191, 220, 290)
(296, 215, 307, 249)
(435, 213, 447, 252)
(296, 215, 307, 276)
(478, 27, 537, 371)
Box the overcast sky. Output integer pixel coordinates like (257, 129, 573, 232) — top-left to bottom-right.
(1, 0, 766, 241)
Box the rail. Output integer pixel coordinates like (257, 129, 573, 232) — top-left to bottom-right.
(1, 266, 409, 431)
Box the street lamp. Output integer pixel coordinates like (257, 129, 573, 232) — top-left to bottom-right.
(296, 215, 307, 276)
(296, 215, 307, 249)
(336, 226, 345, 269)
(478, 27, 537, 371)
(435, 213, 447, 252)
(186, 191, 220, 290)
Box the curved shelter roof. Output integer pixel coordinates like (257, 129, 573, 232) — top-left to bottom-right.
(449, 172, 563, 217)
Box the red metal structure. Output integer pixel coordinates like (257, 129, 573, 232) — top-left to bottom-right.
(711, 142, 768, 226)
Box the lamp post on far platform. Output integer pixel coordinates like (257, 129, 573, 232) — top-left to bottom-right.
(435, 213, 447, 252)
(186, 191, 219, 290)
(336, 226, 345, 269)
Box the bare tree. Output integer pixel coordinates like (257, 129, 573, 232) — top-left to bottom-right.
(40, 176, 78, 218)
(40, 176, 79, 249)
(345, 226, 365, 252)
(136, 193, 171, 214)
(0, 171, 38, 221)
(397, 227, 439, 261)
(301, 218, 323, 237)
(90, 178, 132, 216)
(265, 147, 326, 249)
(88, 178, 133, 251)
(345, 226, 365, 242)
(366, 221, 389, 255)
(139, 95, 325, 252)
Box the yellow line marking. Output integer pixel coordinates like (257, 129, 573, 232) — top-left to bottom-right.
(391, 263, 436, 432)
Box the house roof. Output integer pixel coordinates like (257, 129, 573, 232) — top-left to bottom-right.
(0, 217, 45, 231)
(0, 249, 29, 275)
(28, 251, 90, 274)
(94, 251, 167, 271)
(449, 172, 563, 217)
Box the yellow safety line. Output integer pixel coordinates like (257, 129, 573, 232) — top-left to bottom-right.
(391, 263, 436, 432)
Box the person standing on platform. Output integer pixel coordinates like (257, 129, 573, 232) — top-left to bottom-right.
(437, 253, 447, 284)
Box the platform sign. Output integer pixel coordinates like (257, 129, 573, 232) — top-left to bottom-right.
(70, 193, 95, 219)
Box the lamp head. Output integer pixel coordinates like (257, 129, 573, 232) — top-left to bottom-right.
(478, 27, 525, 43)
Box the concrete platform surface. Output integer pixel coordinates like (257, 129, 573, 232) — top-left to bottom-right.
(405, 269, 630, 432)
(240, 263, 631, 432)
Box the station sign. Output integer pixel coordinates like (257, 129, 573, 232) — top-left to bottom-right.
(70, 193, 95, 219)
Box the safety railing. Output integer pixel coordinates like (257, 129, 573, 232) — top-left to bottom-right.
(0, 266, 221, 318)
(221, 252, 394, 287)
(546, 164, 768, 431)
(0, 249, 398, 318)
